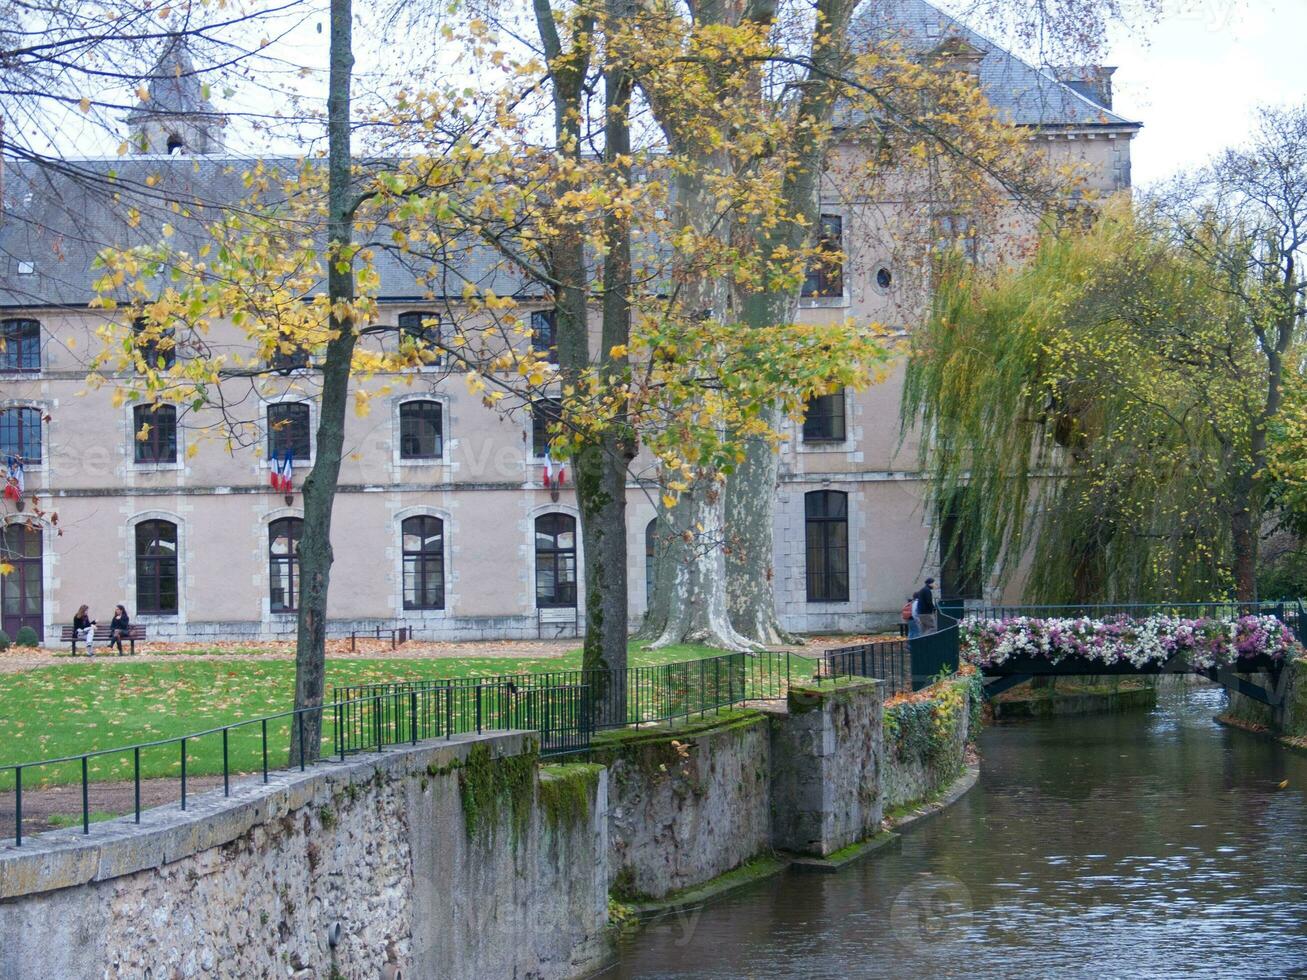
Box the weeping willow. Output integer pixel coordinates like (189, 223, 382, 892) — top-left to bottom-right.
(903, 201, 1261, 603)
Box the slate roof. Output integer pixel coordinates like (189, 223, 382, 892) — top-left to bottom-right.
(0, 0, 1139, 311)
(0, 155, 530, 308)
(849, 0, 1141, 129)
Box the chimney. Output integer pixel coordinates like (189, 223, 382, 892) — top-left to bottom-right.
(1055, 66, 1116, 110)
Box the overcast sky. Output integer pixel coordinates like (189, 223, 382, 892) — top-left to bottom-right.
(1102, 0, 1307, 187)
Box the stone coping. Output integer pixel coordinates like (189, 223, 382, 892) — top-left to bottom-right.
(0, 730, 530, 901)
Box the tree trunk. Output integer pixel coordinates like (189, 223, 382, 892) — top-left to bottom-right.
(724, 0, 854, 645)
(291, 0, 354, 765)
(578, 27, 635, 721)
(645, 476, 758, 652)
(725, 420, 797, 644)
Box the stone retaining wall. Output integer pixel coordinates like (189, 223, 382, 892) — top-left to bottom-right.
(0, 733, 609, 980)
(0, 673, 981, 977)
(882, 672, 979, 813)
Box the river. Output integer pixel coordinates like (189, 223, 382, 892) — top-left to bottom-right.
(602, 685, 1307, 979)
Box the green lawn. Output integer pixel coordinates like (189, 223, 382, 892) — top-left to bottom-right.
(0, 642, 744, 788)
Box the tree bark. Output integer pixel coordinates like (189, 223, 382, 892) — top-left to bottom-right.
(290, 0, 354, 765)
(725, 0, 855, 643)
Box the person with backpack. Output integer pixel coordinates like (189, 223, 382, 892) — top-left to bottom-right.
(914, 578, 937, 635)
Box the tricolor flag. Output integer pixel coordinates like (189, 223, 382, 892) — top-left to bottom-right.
(270, 450, 294, 494)
(3, 455, 22, 502)
(543, 447, 566, 488)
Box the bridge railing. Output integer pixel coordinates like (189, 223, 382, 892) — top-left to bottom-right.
(820, 602, 963, 692)
(968, 600, 1298, 622)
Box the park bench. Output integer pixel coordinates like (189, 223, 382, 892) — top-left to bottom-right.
(60, 623, 148, 655)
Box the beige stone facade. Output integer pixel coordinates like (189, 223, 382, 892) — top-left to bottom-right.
(0, 4, 1139, 644)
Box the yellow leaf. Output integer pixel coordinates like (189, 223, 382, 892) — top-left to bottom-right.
(661, 494, 676, 509)
(0, 562, 13, 576)
(186, 444, 199, 460)
(79, 97, 91, 114)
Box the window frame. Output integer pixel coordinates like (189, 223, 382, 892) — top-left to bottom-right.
(397, 311, 444, 366)
(398, 400, 444, 462)
(268, 517, 303, 613)
(804, 490, 850, 603)
(266, 401, 312, 463)
(132, 403, 179, 465)
(401, 515, 446, 611)
(801, 389, 848, 444)
(134, 519, 179, 616)
(800, 214, 845, 300)
(0, 319, 41, 373)
(132, 317, 177, 371)
(534, 512, 578, 609)
(530, 309, 558, 364)
(0, 406, 43, 465)
(530, 397, 563, 460)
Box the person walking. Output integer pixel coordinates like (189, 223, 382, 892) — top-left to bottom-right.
(904, 594, 921, 639)
(914, 578, 938, 635)
(109, 604, 131, 656)
(73, 604, 97, 657)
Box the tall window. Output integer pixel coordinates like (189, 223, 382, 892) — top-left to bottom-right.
(398, 311, 443, 364)
(645, 518, 658, 606)
(268, 518, 303, 612)
(801, 215, 844, 298)
(135, 519, 178, 615)
(933, 214, 978, 262)
(939, 492, 983, 600)
(270, 338, 310, 373)
(133, 404, 178, 464)
(402, 515, 445, 610)
(530, 309, 557, 363)
(805, 490, 849, 602)
(399, 401, 443, 460)
(535, 513, 577, 608)
(802, 390, 846, 443)
(133, 317, 176, 370)
(267, 402, 311, 461)
(0, 408, 42, 464)
(0, 320, 40, 372)
(531, 397, 563, 458)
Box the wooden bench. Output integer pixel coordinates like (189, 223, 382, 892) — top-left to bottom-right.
(60, 623, 148, 655)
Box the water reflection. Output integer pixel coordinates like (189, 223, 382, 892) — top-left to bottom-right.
(602, 685, 1307, 979)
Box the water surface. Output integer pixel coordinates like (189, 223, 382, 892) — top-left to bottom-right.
(604, 686, 1307, 979)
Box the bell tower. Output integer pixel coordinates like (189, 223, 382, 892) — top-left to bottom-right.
(126, 37, 227, 155)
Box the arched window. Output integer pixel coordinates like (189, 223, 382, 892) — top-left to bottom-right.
(1, 320, 40, 372)
(0, 522, 43, 640)
(267, 402, 311, 461)
(401, 516, 445, 610)
(135, 519, 178, 615)
(535, 513, 577, 608)
(805, 490, 849, 602)
(133, 404, 178, 463)
(269, 518, 303, 612)
(0, 407, 42, 464)
(398, 401, 443, 460)
(645, 518, 658, 607)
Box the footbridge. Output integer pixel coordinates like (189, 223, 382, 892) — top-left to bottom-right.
(824, 601, 1304, 709)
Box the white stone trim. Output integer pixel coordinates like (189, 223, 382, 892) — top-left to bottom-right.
(258, 394, 316, 467)
(390, 392, 451, 470)
(123, 509, 187, 624)
(524, 502, 584, 617)
(391, 505, 454, 621)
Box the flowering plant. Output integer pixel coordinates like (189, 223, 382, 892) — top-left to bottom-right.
(960, 614, 1301, 671)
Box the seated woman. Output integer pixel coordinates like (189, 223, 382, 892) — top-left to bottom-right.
(109, 604, 131, 656)
(73, 604, 97, 657)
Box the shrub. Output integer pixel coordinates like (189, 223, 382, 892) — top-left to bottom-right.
(14, 626, 39, 648)
(0, 630, 9, 650)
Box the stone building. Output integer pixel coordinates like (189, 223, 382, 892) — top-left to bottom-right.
(0, 0, 1140, 643)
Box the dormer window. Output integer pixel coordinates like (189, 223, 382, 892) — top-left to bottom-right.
(166, 134, 184, 154)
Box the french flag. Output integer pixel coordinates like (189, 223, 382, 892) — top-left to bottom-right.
(270, 450, 294, 493)
(3, 455, 22, 502)
(543, 448, 566, 488)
